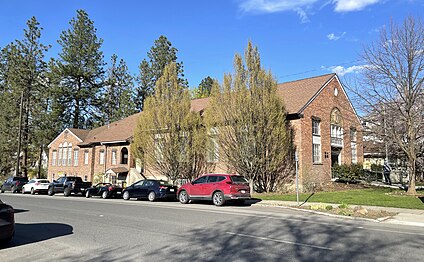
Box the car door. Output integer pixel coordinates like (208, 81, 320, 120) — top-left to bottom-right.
(140, 180, 154, 197)
(204, 176, 218, 198)
(54, 177, 65, 192)
(130, 180, 145, 198)
(190, 176, 208, 198)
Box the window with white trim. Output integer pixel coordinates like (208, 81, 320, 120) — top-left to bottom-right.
(74, 149, 79, 166)
(312, 118, 321, 164)
(350, 128, 357, 163)
(84, 150, 89, 165)
(62, 142, 68, 166)
(52, 150, 57, 166)
(58, 144, 62, 166)
(111, 150, 117, 165)
(99, 150, 105, 165)
(67, 144, 72, 166)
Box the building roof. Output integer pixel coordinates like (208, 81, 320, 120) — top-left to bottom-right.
(50, 73, 343, 147)
(78, 113, 142, 146)
(276, 73, 335, 114)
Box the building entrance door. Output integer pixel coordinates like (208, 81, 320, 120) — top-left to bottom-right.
(331, 148, 341, 166)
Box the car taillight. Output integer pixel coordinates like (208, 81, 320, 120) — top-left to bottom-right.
(159, 186, 167, 190)
(108, 186, 113, 191)
(35, 182, 40, 186)
(16, 181, 20, 186)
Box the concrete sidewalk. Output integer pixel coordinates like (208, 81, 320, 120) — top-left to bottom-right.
(253, 200, 424, 227)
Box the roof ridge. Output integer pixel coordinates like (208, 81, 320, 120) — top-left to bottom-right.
(278, 73, 336, 85)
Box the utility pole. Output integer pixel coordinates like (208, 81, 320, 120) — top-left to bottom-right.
(15, 90, 24, 177)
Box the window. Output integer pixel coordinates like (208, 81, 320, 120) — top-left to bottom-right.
(351, 129, 357, 164)
(84, 150, 89, 165)
(52, 150, 57, 166)
(207, 176, 218, 183)
(112, 150, 117, 165)
(58, 145, 62, 166)
(62, 142, 67, 166)
(121, 147, 128, 164)
(312, 118, 321, 164)
(330, 108, 344, 147)
(192, 176, 207, 185)
(99, 150, 105, 165)
(67, 145, 72, 166)
(74, 149, 79, 166)
(312, 119, 320, 136)
(313, 144, 321, 164)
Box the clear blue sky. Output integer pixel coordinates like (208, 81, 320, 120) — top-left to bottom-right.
(0, 0, 422, 87)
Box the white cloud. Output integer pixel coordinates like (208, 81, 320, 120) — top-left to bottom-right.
(333, 0, 382, 12)
(323, 64, 367, 76)
(239, 0, 319, 22)
(327, 32, 346, 40)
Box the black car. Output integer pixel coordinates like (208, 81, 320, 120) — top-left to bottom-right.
(0, 200, 14, 244)
(85, 183, 123, 199)
(122, 180, 177, 201)
(1, 176, 28, 193)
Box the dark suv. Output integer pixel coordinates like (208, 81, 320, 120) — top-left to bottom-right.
(177, 174, 251, 206)
(1, 176, 28, 193)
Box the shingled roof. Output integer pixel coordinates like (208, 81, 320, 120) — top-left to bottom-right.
(56, 73, 338, 147)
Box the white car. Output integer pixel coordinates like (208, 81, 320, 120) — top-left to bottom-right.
(22, 179, 50, 195)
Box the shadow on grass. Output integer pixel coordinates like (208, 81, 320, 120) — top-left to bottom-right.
(300, 193, 315, 206)
(419, 197, 424, 204)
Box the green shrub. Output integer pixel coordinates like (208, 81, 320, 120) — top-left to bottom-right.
(332, 163, 364, 182)
(325, 205, 333, 211)
(338, 203, 349, 209)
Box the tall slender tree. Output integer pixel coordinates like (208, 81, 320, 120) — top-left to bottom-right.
(205, 42, 293, 193)
(50, 9, 105, 129)
(101, 54, 136, 124)
(1, 17, 50, 177)
(132, 63, 208, 183)
(136, 35, 187, 111)
(192, 76, 214, 99)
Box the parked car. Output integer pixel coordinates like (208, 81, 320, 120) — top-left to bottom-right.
(48, 176, 92, 197)
(1, 176, 28, 193)
(0, 199, 14, 244)
(122, 179, 177, 201)
(85, 183, 123, 199)
(177, 174, 251, 206)
(22, 179, 50, 195)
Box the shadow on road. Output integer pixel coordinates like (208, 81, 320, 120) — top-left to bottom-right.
(0, 223, 73, 249)
(13, 208, 29, 214)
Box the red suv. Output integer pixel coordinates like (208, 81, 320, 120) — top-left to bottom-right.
(177, 174, 251, 206)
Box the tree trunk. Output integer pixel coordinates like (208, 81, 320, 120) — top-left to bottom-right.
(37, 145, 43, 179)
(406, 158, 417, 195)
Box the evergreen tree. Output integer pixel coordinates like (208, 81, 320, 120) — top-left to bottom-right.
(136, 35, 186, 111)
(50, 9, 105, 129)
(0, 17, 50, 177)
(192, 76, 214, 98)
(132, 63, 208, 183)
(205, 42, 293, 193)
(101, 54, 136, 124)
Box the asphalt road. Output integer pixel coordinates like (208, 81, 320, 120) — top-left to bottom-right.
(1, 193, 424, 261)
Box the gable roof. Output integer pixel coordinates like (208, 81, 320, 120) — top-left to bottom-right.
(47, 128, 89, 148)
(276, 73, 335, 114)
(78, 112, 142, 146)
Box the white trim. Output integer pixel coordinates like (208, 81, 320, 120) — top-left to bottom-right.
(100, 141, 127, 145)
(47, 128, 84, 148)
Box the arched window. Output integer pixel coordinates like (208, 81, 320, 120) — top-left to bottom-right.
(330, 108, 343, 147)
(68, 143, 72, 166)
(58, 143, 63, 166)
(121, 147, 128, 164)
(63, 142, 68, 166)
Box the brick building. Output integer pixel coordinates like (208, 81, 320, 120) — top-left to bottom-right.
(47, 73, 363, 187)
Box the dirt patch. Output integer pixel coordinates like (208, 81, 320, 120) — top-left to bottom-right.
(296, 204, 396, 220)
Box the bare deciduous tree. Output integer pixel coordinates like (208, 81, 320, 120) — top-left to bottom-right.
(351, 17, 424, 195)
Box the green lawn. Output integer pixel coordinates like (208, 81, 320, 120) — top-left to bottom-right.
(254, 188, 424, 210)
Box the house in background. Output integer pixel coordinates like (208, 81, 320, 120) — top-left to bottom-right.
(47, 73, 363, 188)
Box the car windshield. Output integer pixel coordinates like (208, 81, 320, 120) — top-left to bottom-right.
(230, 176, 248, 184)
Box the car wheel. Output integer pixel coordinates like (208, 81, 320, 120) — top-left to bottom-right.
(12, 186, 17, 193)
(123, 191, 130, 200)
(48, 187, 54, 196)
(21, 187, 26, 194)
(148, 191, 156, 202)
(31, 188, 36, 195)
(64, 187, 71, 197)
(212, 191, 225, 206)
(85, 191, 91, 198)
(102, 191, 108, 199)
(179, 190, 189, 204)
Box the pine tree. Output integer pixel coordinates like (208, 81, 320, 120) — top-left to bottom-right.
(135, 35, 187, 111)
(192, 76, 214, 98)
(101, 54, 136, 124)
(50, 9, 105, 129)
